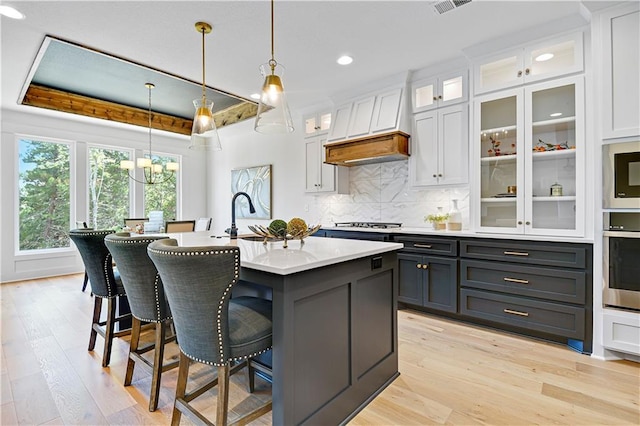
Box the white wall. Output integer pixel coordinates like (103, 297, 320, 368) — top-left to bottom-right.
(209, 115, 306, 235)
(0, 109, 207, 282)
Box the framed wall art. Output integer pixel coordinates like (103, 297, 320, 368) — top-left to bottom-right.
(231, 164, 272, 219)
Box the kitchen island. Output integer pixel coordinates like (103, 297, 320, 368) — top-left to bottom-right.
(165, 232, 403, 425)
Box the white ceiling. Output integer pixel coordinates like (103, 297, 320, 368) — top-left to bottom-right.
(0, 1, 622, 127)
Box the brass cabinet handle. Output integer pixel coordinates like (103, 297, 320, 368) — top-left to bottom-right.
(504, 277, 529, 284)
(517, 70, 523, 77)
(433, 174, 437, 178)
(414, 244, 433, 248)
(504, 251, 529, 256)
(438, 95, 442, 100)
(525, 221, 531, 225)
(504, 308, 529, 317)
(422, 264, 428, 269)
(416, 263, 422, 269)
(433, 96, 438, 101)
(525, 68, 530, 75)
(517, 221, 523, 225)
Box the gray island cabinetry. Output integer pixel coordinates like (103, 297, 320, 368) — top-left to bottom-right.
(168, 232, 403, 425)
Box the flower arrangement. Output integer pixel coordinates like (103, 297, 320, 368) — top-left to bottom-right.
(487, 136, 516, 156)
(533, 139, 575, 152)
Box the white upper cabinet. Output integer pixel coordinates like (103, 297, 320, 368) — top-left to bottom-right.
(473, 76, 585, 237)
(327, 85, 407, 143)
(410, 104, 468, 187)
(305, 132, 349, 194)
(303, 111, 332, 138)
(600, 3, 640, 139)
(474, 32, 583, 95)
(411, 70, 468, 113)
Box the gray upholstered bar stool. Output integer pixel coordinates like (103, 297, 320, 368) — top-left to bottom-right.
(69, 229, 132, 367)
(147, 239, 273, 426)
(104, 232, 179, 411)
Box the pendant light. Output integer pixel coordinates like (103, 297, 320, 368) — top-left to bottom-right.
(121, 83, 179, 184)
(254, 0, 294, 134)
(189, 21, 222, 151)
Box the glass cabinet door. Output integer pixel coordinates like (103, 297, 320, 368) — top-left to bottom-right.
(478, 90, 524, 232)
(525, 77, 584, 236)
(476, 76, 584, 236)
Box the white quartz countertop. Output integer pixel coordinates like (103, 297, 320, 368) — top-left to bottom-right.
(159, 231, 403, 275)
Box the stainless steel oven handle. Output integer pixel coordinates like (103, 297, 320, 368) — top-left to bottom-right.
(603, 231, 640, 238)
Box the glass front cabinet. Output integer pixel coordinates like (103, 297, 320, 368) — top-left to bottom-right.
(473, 76, 585, 237)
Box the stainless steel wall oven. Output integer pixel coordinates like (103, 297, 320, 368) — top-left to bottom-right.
(603, 213, 640, 311)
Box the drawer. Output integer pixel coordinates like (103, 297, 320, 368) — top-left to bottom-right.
(460, 259, 586, 304)
(393, 235, 457, 256)
(460, 288, 585, 340)
(460, 239, 587, 269)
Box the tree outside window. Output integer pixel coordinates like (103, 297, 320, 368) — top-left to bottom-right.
(18, 138, 71, 250)
(88, 146, 130, 229)
(144, 154, 178, 221)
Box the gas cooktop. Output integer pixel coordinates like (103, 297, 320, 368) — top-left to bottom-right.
(334, 222, 402, 229)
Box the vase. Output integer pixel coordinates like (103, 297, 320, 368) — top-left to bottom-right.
(447, 199, 462, 231)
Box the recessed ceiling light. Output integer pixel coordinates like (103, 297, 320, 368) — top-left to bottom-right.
(250, 93, 261, 100)
(337, 55, 353, 65)
(0, 5, 25, 19)
(550, 112, 562, 117)
(535, 53, 554, 62)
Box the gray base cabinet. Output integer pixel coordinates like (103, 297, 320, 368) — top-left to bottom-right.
(395, 235, 458, 313)
(398, 253, 457, 312)
(460, 238, 592, 353)
(317, 229, 593, 354)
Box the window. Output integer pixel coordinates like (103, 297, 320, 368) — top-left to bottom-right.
(144, 153, 179, 220)
(88, 146, 131, 229)
(18, 137, 71, 251)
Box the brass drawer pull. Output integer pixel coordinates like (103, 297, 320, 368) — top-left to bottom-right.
(414, 244, 433, 248)
(416, 263, 422, 269)
(422, 264, 428, 269)
(504, 277, 529, 284)
(504, 251, 529, 256)
(504, 308, 529, 317)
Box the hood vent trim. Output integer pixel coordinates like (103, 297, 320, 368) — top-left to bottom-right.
(324, 131, 410, 167)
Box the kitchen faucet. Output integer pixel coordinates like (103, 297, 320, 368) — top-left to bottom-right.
(228, 191, 256, 239)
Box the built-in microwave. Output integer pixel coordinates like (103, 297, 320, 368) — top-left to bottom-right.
(603, 141, 640, 208)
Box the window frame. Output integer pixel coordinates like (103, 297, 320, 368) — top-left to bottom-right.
(14, 134, 76, 256)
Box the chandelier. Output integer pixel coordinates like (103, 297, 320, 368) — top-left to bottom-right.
(254, 0, 294, 134)
(120, 83, 179, 184)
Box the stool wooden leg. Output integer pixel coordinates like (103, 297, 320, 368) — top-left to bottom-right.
(247, 360, 255, 393)
(149, 322, 166, 412)
(171, 352, 190, 426)
(216, 364, 230, 426)
(124, 317, 142, 386)
(88, 297, 101, 351)
(102, 298, 117, 367)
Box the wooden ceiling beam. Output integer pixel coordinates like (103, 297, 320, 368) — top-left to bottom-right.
(21, 84, 257, 136)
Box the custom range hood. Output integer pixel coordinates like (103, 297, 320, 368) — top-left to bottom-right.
(324, 131, 410, 166)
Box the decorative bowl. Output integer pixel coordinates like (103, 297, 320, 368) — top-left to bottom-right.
(247, 224, 322, 248)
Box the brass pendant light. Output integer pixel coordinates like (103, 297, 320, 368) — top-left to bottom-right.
(120, 83, 179, 184)
(189, 21, 222, 151)
(254, 0, 294, 134)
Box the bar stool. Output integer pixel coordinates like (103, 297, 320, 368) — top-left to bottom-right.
(69, 229, 132, 367)
(147, 239, 272, 426)
(104, 232, 179, 411)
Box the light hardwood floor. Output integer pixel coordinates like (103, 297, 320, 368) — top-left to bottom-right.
(1, 274, 638, 425)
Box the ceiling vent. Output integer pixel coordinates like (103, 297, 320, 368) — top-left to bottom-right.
(432, 0, 472, 15)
